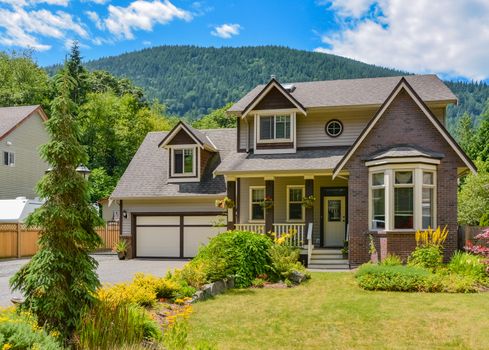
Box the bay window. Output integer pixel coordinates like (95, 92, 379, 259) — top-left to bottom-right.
(369, 165, 436, 231)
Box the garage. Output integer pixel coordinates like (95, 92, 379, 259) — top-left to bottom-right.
(134, 212, 227, 258)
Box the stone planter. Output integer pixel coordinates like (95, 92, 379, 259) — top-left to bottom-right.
(117, 251, 126, 260)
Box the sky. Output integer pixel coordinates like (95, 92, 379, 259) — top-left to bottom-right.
(0, 0, 488, 81)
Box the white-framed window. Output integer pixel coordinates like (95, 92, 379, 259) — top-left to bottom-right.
(249, 186, 265, 222)
(369, 165, 437, 231)
(287, 185, 304, 222)
(325, 119, 343, 137)
(170, 145, 197, 177)
(3, 151, 14, 166)
(258, 114, 292, 142)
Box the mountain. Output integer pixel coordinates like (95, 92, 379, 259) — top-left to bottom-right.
(83, 45, 489, 127)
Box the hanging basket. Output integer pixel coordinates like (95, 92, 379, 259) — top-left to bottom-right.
(301, 195, 316, 209)
(215, 196, 235, 209)
(260, 196, 274, 209)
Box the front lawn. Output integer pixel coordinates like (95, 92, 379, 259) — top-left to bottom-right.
(188, 272, 489, 349)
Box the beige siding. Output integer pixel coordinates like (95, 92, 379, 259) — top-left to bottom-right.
(239, 116, 253, 150)
(238, 175, 348, 244)
(121, 199, 220, 236)
(0, 112, 49, 199)
(431, 107, 446, 125)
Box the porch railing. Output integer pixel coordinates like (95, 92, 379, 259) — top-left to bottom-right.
(235, 223, 265, 234)
(273, 223, 306, 247)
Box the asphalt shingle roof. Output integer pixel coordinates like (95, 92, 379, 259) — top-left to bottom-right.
(0, 105, 41, 139)
(111, 128, 236, 199)
(228, 75, 457, 113)
(365, 145, 445, 161)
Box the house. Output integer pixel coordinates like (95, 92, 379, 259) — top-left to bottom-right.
(0, 197, 43, 223)
(0, 105, 49, 200)
(111, 75, 475, 268)
(98, 197, 120, 222)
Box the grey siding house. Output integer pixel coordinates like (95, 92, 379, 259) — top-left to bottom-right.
(111, 75, 475, 268)
(0, 106, 49, 200)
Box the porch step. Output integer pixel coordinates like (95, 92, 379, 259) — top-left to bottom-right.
(308, 248, 349, 270)
(308, 264, 350, 270)
(311, 249, 343, 255)
(310, 254, 344, 260)
(309, 259, 348, 265)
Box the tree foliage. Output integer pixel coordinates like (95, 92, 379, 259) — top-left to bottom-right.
(192, 102, 235, 129)
(458, 161, 489, 226)
(10, 69, 103, 338)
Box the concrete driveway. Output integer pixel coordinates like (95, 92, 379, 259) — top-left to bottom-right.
(0, 254, 187, 307)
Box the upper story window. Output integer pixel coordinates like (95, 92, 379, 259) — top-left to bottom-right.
(170, 146, 197, 177)
(258, 114, 292, 142)
(3, 151, 14, 166)
(325, 119, 343, 137)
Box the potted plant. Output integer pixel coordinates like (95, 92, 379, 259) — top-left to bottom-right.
(341, 240, 348, 258)
(114, 240, 128, 260)
(215, 196, 235, 209)
(260, 195, 274, 209)
(301, 195, 316, 208)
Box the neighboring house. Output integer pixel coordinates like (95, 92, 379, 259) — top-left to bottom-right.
(0, 106, 49, 200)
(0, 197, 43, 223)
(111, 75, 475, 268)
(98, 198, 120, 222)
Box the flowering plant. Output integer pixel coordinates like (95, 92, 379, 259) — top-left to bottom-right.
(464, 228, 489, 273)
(215, 196, 235, 209)
(301, 195, 316, 208)
(260, 195, 274, 209)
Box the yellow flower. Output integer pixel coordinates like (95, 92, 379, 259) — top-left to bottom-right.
(50, 330, 60, 338)
(3, 344, 12, 350)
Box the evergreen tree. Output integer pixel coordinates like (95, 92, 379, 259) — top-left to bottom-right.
(10, 68, 102, 338)
(66, 41, 88, 106)
(192, 102, 235, 129)
(471, 101, 489, 162)
(454, 112, 475, 156)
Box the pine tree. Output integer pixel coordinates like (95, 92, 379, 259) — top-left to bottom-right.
(66, 41, 88, 106)
(454, 112, 475, 156)
(10, 68, 103, 338)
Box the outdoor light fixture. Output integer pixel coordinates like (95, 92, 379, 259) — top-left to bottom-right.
(123, 210, 128, 219)
(45, 164, 91, 179)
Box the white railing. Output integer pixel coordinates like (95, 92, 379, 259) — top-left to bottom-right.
(273, 223, 306, 247)
(306, 223, 313, 266)
(235, 223, 265, 234)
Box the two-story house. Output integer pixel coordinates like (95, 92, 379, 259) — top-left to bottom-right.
(0, 105, 49, 200)
(111, 75, 475, 268)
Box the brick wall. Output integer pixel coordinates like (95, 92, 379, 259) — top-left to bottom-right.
(346, 89, 464, 266)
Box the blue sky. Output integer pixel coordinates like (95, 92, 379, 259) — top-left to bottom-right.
(1, 0, 488, 81)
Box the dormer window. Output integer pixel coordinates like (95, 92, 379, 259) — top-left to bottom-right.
(258, 114, 292, 142)
(172, 147, 195, 176)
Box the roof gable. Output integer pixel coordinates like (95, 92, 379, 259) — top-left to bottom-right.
(332, 78, 476, 178)
(240, 78, 306, 118)
(0, 105, 47, 141)
(159, 121, 217, 151)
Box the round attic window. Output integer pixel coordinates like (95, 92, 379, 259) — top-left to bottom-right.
(325, 119, 343, 137)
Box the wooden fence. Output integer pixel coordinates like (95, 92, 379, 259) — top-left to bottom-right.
(0, 221, 120, 259)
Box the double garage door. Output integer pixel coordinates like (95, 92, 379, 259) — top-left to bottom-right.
(135, 213, 227, 258)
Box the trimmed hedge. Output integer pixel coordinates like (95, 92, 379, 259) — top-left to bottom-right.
(356, 264, 430, 292)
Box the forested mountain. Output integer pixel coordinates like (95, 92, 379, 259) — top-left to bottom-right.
(79, 45, 489, 128)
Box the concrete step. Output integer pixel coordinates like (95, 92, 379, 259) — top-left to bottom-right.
(310, 254, 344, 260)
(309, 259, 349, 265)
(311, 249, 343, 255)
(308, 264, 350, 270)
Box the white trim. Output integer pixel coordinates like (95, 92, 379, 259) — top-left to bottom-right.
(241, 81, 306, 118)
(249, 186, 265, 223)
(253, 111, 297, 154)
(333, 80, 476, 178)
(365, 156, 441, 167)
(257, 114, 293, 143)
(169, 145, 198, 179)
(3, 150, 15, 167)
(286, 185, 305, 222)
(214, 169, 350, 178)
(159, 123, 217, 152)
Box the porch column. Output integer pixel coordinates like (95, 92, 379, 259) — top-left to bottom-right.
(226, 178, 236, 230)
(305, 177, 314, 227)
(265, 177, 274, 234)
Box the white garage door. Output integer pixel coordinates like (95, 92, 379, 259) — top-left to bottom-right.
(135, 213, 226, 258)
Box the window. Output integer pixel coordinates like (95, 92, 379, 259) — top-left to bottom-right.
(171, 147, 195, 176)
(287, 186, 304, 221)
(258, 114, 291, 141)
(394, 171, 414, 229)
(371, 173, 385, 229)
(325, 120, 343, 137)
(369, 167, 436, 231)
(250, 187, 265, 221)
(422, 172, 435, 228)
(3, 151, 14, 166)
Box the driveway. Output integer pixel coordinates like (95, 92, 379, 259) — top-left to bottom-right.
(0, 254, 187, 307)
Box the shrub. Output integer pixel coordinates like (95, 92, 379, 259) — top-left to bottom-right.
(97, 282, 157, 307)
(267, 244, 306, 281)
(190, 230, 272, 288)
(132, 273, 180, 299)
(74, 301, 162, 349)
(424, 272, 479, 293)
(448, 251, 487, 281)
(356, 264, 430, 292)
(252, 278, 265, 288)
(179, 260, 208, 289)
(0, 308, 63, 350)
(408, 245, 443, 270)
(380, 254, 403, 266)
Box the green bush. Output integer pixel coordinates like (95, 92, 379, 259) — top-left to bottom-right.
(380, 254, 403, 266)
(190, 230, 272, 288)
(424, 272, 479, 293)
(356, 264, 430, 291)
(252, 278, 266, 288)
(268, 244, 306, 281)
(408, 245, 443, 270)
(74, 301, 162, 349)
(0, 308, 63, 350)
(448, 251, 487, 281)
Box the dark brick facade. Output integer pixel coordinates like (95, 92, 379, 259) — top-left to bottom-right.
(346, 89, 464, 266)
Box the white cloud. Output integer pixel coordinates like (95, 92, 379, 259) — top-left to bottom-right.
(316, 0, 489, 80)
(142, 40, 151, 45)
(0, 0, 70, 6)
(105, 0, 192, 39)
(82, 0, 110, 4)
(0, 4, 87, 51)
(86, 10, 104, 30)
(211, 23, 241, 39)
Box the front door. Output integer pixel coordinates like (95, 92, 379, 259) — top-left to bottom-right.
(323, 196, 346, 247)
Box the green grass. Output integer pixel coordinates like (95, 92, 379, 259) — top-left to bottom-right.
(188, 272, 489, 349)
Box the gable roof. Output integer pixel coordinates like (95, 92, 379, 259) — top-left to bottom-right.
(111, 128, 236, 199)
(332, 77, 476, 178)
(158, 121, 217, 151)
(228, 75, 457, 114)
(239, 78, 306, 118)
(0, 105, 47, 141)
